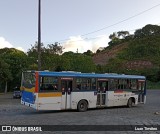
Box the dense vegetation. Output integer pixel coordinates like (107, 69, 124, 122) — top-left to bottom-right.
(0, 43, 96, 92)
(102, 24, 160, 83)
(0, 24, 160, 92)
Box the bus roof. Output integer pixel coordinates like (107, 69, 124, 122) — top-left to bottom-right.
(36, 71, 146, 80)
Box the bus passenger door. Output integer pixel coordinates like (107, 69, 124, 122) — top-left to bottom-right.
(61, 79, 72, 109)
(97, 80, 108, 106)
(138, 80, 146, 103)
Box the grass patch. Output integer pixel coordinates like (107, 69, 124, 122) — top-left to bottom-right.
(147, 81, 160, 89)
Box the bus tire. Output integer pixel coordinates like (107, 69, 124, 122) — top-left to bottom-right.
(127, 98, 133, 108)
(77, 100, 88, 112)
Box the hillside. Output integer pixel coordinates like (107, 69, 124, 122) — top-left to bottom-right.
(92, 42, 154, 69)
(93, 43, 127, 65)
(92, 24, 160, 82)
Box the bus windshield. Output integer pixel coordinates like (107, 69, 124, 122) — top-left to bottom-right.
(22, 72, 36, 89)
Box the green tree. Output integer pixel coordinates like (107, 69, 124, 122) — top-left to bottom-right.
(27, 42, 63, 71)
(83, 50, 93, 56)
(0, 57, 12, 93)
(27, 42, 45, 70)
(0, 48, 29, 91)
(109, 32, 117, 40)
(61, 52, 96, 72)
(46, 42, 63, 55)
(117, 31, 130, 39)
(108, 32, 121, 46)
(134, 24, 160, 38)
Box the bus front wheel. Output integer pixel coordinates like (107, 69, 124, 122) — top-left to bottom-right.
(127, 98, 133, 108)
(77, 100, 88, 112)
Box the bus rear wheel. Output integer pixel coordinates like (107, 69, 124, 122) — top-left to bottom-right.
(127, 98, 133, 108)
(77, 100, 88, 112)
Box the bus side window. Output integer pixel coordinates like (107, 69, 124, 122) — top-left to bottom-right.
(123, 79, 129, 90)
(91, 78, 96, 90)
(50, 84, 58, 90)
(75, 78, 81, 90)
(118, 79, 124, 90)
(109, 79, 116, 91)
(39, 76, 58, 92)
(81, 78, 91, 90)
(130, 79, 137, 90)
(76, 84, 81, 90)
(126, 79, 131, 89)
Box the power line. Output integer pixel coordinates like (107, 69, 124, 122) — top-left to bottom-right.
(80, 3, 160, 36)
(56, 22, 160, 44)
(45, 25, 158, 45)
(58, 3, 160, 43)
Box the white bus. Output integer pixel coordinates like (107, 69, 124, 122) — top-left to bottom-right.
(21, 71, 146, 112)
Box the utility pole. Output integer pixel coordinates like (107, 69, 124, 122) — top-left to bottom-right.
(38, 0, 41, 71)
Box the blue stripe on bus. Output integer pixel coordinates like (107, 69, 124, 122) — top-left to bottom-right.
(38, 71, 146, 80)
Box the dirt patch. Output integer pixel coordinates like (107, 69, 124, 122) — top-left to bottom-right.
(92, 43, 127, 65)
(124, 60, 153, 69)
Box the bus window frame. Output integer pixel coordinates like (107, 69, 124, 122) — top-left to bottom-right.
(109, 79, 117, 91)
(73, 77, 96, 91)
(22, 72, 36, 89)
(39, 76, 60, 92)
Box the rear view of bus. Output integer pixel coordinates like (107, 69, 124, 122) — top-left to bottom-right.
(21, 71, 37, 109)
(21, 71, 63, 110)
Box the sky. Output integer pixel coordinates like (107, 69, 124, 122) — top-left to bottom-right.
(0, 0, 160, 53)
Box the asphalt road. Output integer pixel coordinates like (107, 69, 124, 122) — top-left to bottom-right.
(0, 90, 160, 134)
